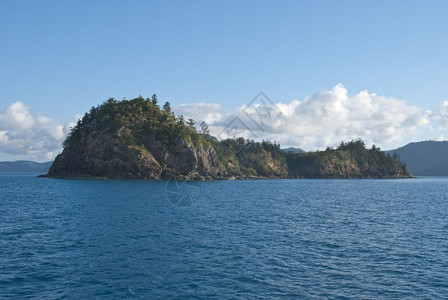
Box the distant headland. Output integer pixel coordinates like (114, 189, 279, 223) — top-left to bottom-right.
(42, 96, 411, 180)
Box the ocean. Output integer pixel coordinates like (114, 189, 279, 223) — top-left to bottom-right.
(1, 173, 448, 299)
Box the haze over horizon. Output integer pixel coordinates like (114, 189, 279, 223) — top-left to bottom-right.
(1, 1, 447, 162)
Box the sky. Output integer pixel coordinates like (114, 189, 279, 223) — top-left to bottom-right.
(1, 0, 448, 161)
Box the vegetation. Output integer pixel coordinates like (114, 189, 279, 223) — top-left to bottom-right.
(62, 96, 410, 179)
(286, 139, 410, 178)
(64, 96, 206, 154)
(213, 138, 287, 177)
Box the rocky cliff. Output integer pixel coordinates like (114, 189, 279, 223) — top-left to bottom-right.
(48, 131, 221, 180)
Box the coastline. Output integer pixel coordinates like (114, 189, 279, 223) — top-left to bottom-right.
(38, 173, 414, 181)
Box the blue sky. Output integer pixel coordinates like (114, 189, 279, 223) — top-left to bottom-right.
(1, 0, 448, 161)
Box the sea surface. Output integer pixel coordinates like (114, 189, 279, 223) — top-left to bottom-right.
(1, 173, 448, 299)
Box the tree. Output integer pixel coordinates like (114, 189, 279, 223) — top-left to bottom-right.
(200, 121, 209, 135)
(163, 101, 171, 114)
(151, 94, 158, 106)
(187, 118, 196, 127)
(106, 97, 117, 105)
(89, 106, 98, 120)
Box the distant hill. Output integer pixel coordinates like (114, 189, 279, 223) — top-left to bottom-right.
(282, 147, 305, 154)
(386, 141, 448, 176)
(0, 161, 53, 172)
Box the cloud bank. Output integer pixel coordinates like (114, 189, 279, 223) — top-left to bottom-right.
(0, 102, 73, 161)
(176, 84, 438, 150)
(1, 84, 446, 161)
(438, 101, 448, 128)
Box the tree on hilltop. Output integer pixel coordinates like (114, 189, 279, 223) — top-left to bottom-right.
(163, 101, 172, 114)
(200, 121, 209, 135)
(187, 118, 196, 127)
(151, 94, 158, 106)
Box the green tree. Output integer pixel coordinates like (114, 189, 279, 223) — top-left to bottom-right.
(151, 94, 158, 106)
(187, 118, 196, 127)
(163, 101, 172, 114)
(200, 121, 209, 135)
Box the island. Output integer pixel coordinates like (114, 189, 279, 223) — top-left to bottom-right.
(387, 141, 448, 176)
(43, 96, 411, 180)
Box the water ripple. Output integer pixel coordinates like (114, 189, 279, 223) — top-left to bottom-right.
(1, 175, 448, 298)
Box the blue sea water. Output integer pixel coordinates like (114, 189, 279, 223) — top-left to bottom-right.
(1, 173, 448, 299)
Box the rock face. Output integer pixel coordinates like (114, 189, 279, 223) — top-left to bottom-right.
(48, 130, 221, 180)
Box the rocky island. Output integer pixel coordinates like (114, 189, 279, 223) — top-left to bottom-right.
(44, 96, 411, 180)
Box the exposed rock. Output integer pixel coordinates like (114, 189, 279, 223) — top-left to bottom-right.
(48, 130, 221, 180)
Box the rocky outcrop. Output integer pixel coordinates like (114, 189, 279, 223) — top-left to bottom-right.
(47, 129, 222, 180)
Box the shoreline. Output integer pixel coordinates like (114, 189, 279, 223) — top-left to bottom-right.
(38, 173, 414, 181)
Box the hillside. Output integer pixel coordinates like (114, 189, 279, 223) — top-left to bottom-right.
(287, 141, 410, 178)
(386, 141, 448, 176)
(0, 161, 53, 172)
(44, 96, 410, 180)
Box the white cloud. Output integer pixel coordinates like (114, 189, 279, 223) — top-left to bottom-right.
(434, 135, 445, 141)
(174, 103, 223, 125)
(1, 85, 444, 161)
(0, 101, 73, 162)
(175, 84, 435, 150)
(1, 101, 35, 131)
(438, 101, 448, 128)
